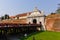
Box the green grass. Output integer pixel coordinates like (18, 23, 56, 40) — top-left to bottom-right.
(21, 31, 60, 40)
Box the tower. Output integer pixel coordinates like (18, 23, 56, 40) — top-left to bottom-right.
(27, 7, 46, 30)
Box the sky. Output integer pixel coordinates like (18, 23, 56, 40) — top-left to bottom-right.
(0, 0, 60, 17)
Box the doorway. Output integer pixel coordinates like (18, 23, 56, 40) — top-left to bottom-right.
(33, 19, 37, 24)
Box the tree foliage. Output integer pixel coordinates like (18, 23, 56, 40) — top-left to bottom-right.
(0, 14, 10, 20)
(56, 9, 60, 13)
(4, 14, 10, 19)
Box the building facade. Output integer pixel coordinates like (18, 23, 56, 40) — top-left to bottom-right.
(14, 7, 46, 30)
(27, 7, 46, 30)
(1, 7, 60, 32)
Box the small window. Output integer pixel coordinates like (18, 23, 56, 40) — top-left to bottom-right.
(40, 22, 42, 24)
(17, 17, 19, 19)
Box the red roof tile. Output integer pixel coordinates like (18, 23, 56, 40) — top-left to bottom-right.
(0, 19, 27, 24)
(16, 12, 32, 17)
(10, 16, 15, 18)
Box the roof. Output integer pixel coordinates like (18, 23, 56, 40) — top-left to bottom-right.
(0, 19, 27, 24)
(33, 7, 41, 13)
(10, 16, 15, 18)
(16, 12, 32, 17)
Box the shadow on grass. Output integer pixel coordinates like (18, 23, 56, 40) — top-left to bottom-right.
(20, 31, 44, 40)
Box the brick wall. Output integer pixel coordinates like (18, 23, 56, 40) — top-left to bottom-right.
(45, 14, 60, 32)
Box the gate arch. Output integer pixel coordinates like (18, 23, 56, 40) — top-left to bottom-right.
(33, 19, 37, 24)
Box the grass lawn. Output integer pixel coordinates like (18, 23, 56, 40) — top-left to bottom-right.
(21, 31, 60, 40)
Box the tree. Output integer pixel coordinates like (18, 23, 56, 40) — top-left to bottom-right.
(56, 9, 60, 13)
(4, 14, 10, 19)
(56, 4, 60, 13)
(1, 16, 4, 20)
(0, 14, 10, 20)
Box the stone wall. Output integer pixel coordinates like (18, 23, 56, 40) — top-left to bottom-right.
(45, 14, 60, 32)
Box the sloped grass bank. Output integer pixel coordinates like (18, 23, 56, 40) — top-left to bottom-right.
(21, 31, 60, 40)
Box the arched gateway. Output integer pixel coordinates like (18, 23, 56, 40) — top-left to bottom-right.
(33, 19, 37, 24)
(27, 7, 46, 30)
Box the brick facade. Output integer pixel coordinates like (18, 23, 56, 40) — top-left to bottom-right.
(45, 13, 60, 32)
